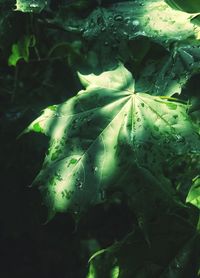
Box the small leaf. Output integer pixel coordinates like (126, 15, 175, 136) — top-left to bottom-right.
(186, 176, 200, 209)
(8, 35, 35, 66)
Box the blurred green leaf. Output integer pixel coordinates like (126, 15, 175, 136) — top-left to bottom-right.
(186, 176, 200, 209)
(190, 14, 200, 26)
(8, 35, 35, 66)
(15, 0, 48, 13)
(165, 0, 200, 13)
(87, 214, 198, 278)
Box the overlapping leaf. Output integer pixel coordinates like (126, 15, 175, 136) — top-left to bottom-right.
(27, 63, 200, 215)
(165, 0, 200, 13)
(136, 42, 200, 96)
(57, 0, 200, 46)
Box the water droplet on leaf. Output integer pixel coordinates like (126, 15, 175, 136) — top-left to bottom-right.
(114, 15, 123, 21)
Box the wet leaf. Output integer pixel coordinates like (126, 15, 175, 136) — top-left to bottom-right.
(136, 43, 200, 96)
(57, 0, 200, 47)
(27, 63, 200, 215)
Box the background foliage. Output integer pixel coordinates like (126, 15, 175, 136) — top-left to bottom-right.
(0, 0, 200, 277)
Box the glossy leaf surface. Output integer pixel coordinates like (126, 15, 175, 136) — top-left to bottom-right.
(58, 0, 200, 46)
(27, 63, 200, 215)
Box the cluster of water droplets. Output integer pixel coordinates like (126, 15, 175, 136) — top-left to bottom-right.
(81, 5, 147, 49)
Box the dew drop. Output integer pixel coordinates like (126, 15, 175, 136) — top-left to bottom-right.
(77, 182, 83, 189)
(90, 22, 95, 28)
(175, 134, 185, 143)
(164, 137, 170, 144)
(132, 20, 140, 26)
(123, 31, 128, 37)
(76, 178, 83, 189)
(114, 15, 123, 21)
(30, 3, 38, 8)
(93, 166, 98, 173)
(125, 17, 131, 24)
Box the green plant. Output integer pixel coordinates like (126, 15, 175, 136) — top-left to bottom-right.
(2, 0, 200, 277)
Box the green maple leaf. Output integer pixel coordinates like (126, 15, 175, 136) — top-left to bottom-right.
(26, 63, 200, 215)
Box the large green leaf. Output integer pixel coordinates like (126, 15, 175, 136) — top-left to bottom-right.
(26, 63, 200, 215)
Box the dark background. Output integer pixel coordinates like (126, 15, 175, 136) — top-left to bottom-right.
(0, 1, 133, 277)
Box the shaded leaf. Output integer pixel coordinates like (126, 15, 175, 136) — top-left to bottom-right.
(165, 0, 200, 13)
(160, 234, 200, 277)
(56, 0, 200, 46)
(190, 14, 200, 27)
(136, 42, 200, 96)
(87, 214, 198, 278)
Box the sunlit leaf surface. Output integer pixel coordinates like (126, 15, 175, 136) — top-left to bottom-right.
(27, 63, 200, 214)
